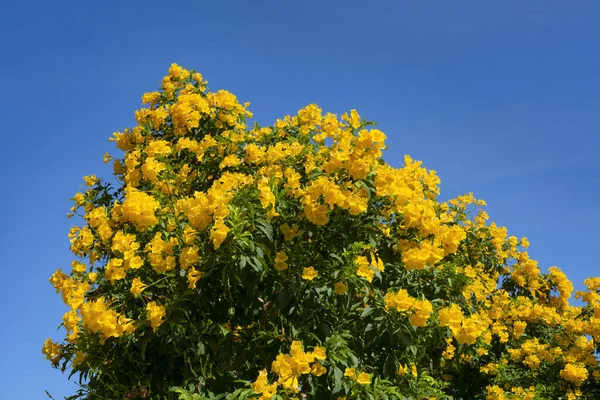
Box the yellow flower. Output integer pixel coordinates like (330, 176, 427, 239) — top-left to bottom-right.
(398, 364, 409, 375)
(251, 369, 268, 394)
(384, 289, 415, 313)
(560, 363, 589, 386)
(188, 267, 202, 289)
(355, 256, 374, 282)
(344, 368, 356, 379)
(334, 282, 348, 295)
(486, 385, 506, 400)
(219, 154, 242, 170)
(179, 245, 200, 269)
(356, 372, 371, 385)
(312, 346, 327, 360)
(83, 175, 98, 187)
(120, 187, 160, 232)
(302, 266, 318, 280)
(409, 299, 433, 327)
(210, 218, 230, 249)
(130, 278, 147, 296)
(141, 91, 161, 106)
(274, 251, 288, 271)
(42, 338, 61, 362)
(146, 301, 166, 331)
(442, 337, 455, 359)
(280, 223, 301, 241)
(88, 272, 98, 283)
(311, 361, 327, 376)
(71, 260, 86, 273)
(183, 225, 197, 245)
(146, 139, 172, 157)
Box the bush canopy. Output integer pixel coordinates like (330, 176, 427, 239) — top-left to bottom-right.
(44, 64, 600, 400)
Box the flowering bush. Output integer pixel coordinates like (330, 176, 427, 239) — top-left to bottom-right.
(44, 64, 600, 400)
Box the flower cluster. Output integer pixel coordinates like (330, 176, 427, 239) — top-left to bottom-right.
(384, 289, 433, 327)
(250, 341, 327, 396)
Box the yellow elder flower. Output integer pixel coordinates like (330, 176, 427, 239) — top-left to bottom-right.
(81, 296, 134, 341)
(168, 63, 185, 79)
(42, 338, 61, 362)
(512, 321, 527, 339)
(442, 338, 455, 359)
(303, 201, 329, 225)
(105, 258, 126, 284)
(141, 91, 161, 106)
(312, 346, 327, 360)
(410, 299, 433, 327)
(66, 281, 91, 309)
(584, 277, 600, 291)
(141, 157, 166, 183)
(120, 187, 160, 232)
(179, 245, 200, 269)
(251, 369, 269, 394)
(342, 109, 361, 129)
(438, 303, 463, 330)
(356, 372, 371, 385)
(73, 192, 85, 206)
(398, 363, 417, 376)
(88, 272, 98, 283)
(355, 256, 375, 282)
(210, 218, 229, 249)
(183, 224, 197, 245)
(369, 251, 385, 272)
(71, 260, 86, 273)
(311, 361, 327, 376)
(274, 251, 288, 271)
(219, 154, 242, 170)
(384, 289, 415, 313)
(302, 266, 318, 280)
(188, 267, 202, 289)
(146, 301, 166, 332)
(398, 364, 409, 375)
(83, 175, 98, 187)
(560, 363, 589, 386)
(486, 385, 507, 400)
(130, 278, 147, 296)
(344, 368, 356, 379)
(334, 282, 348, 295)
(146, 139, 172, 157)
(280, 223, 301, 241)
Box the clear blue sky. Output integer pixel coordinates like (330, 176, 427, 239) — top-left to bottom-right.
(1, 1, 598, 398)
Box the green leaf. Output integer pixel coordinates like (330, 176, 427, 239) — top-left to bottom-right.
(361, 306, 376, 318)
(196, 341, 206, 356)
(248, 256, 263, 273)
(255, 218, 273, 242)
(408, 345, 417, 357)
(239, 255, 248, 270)
(278, 288, 293, 310)
(332, 366, 344, 393)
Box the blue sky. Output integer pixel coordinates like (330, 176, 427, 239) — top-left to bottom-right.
(1, 1, 598, 397)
